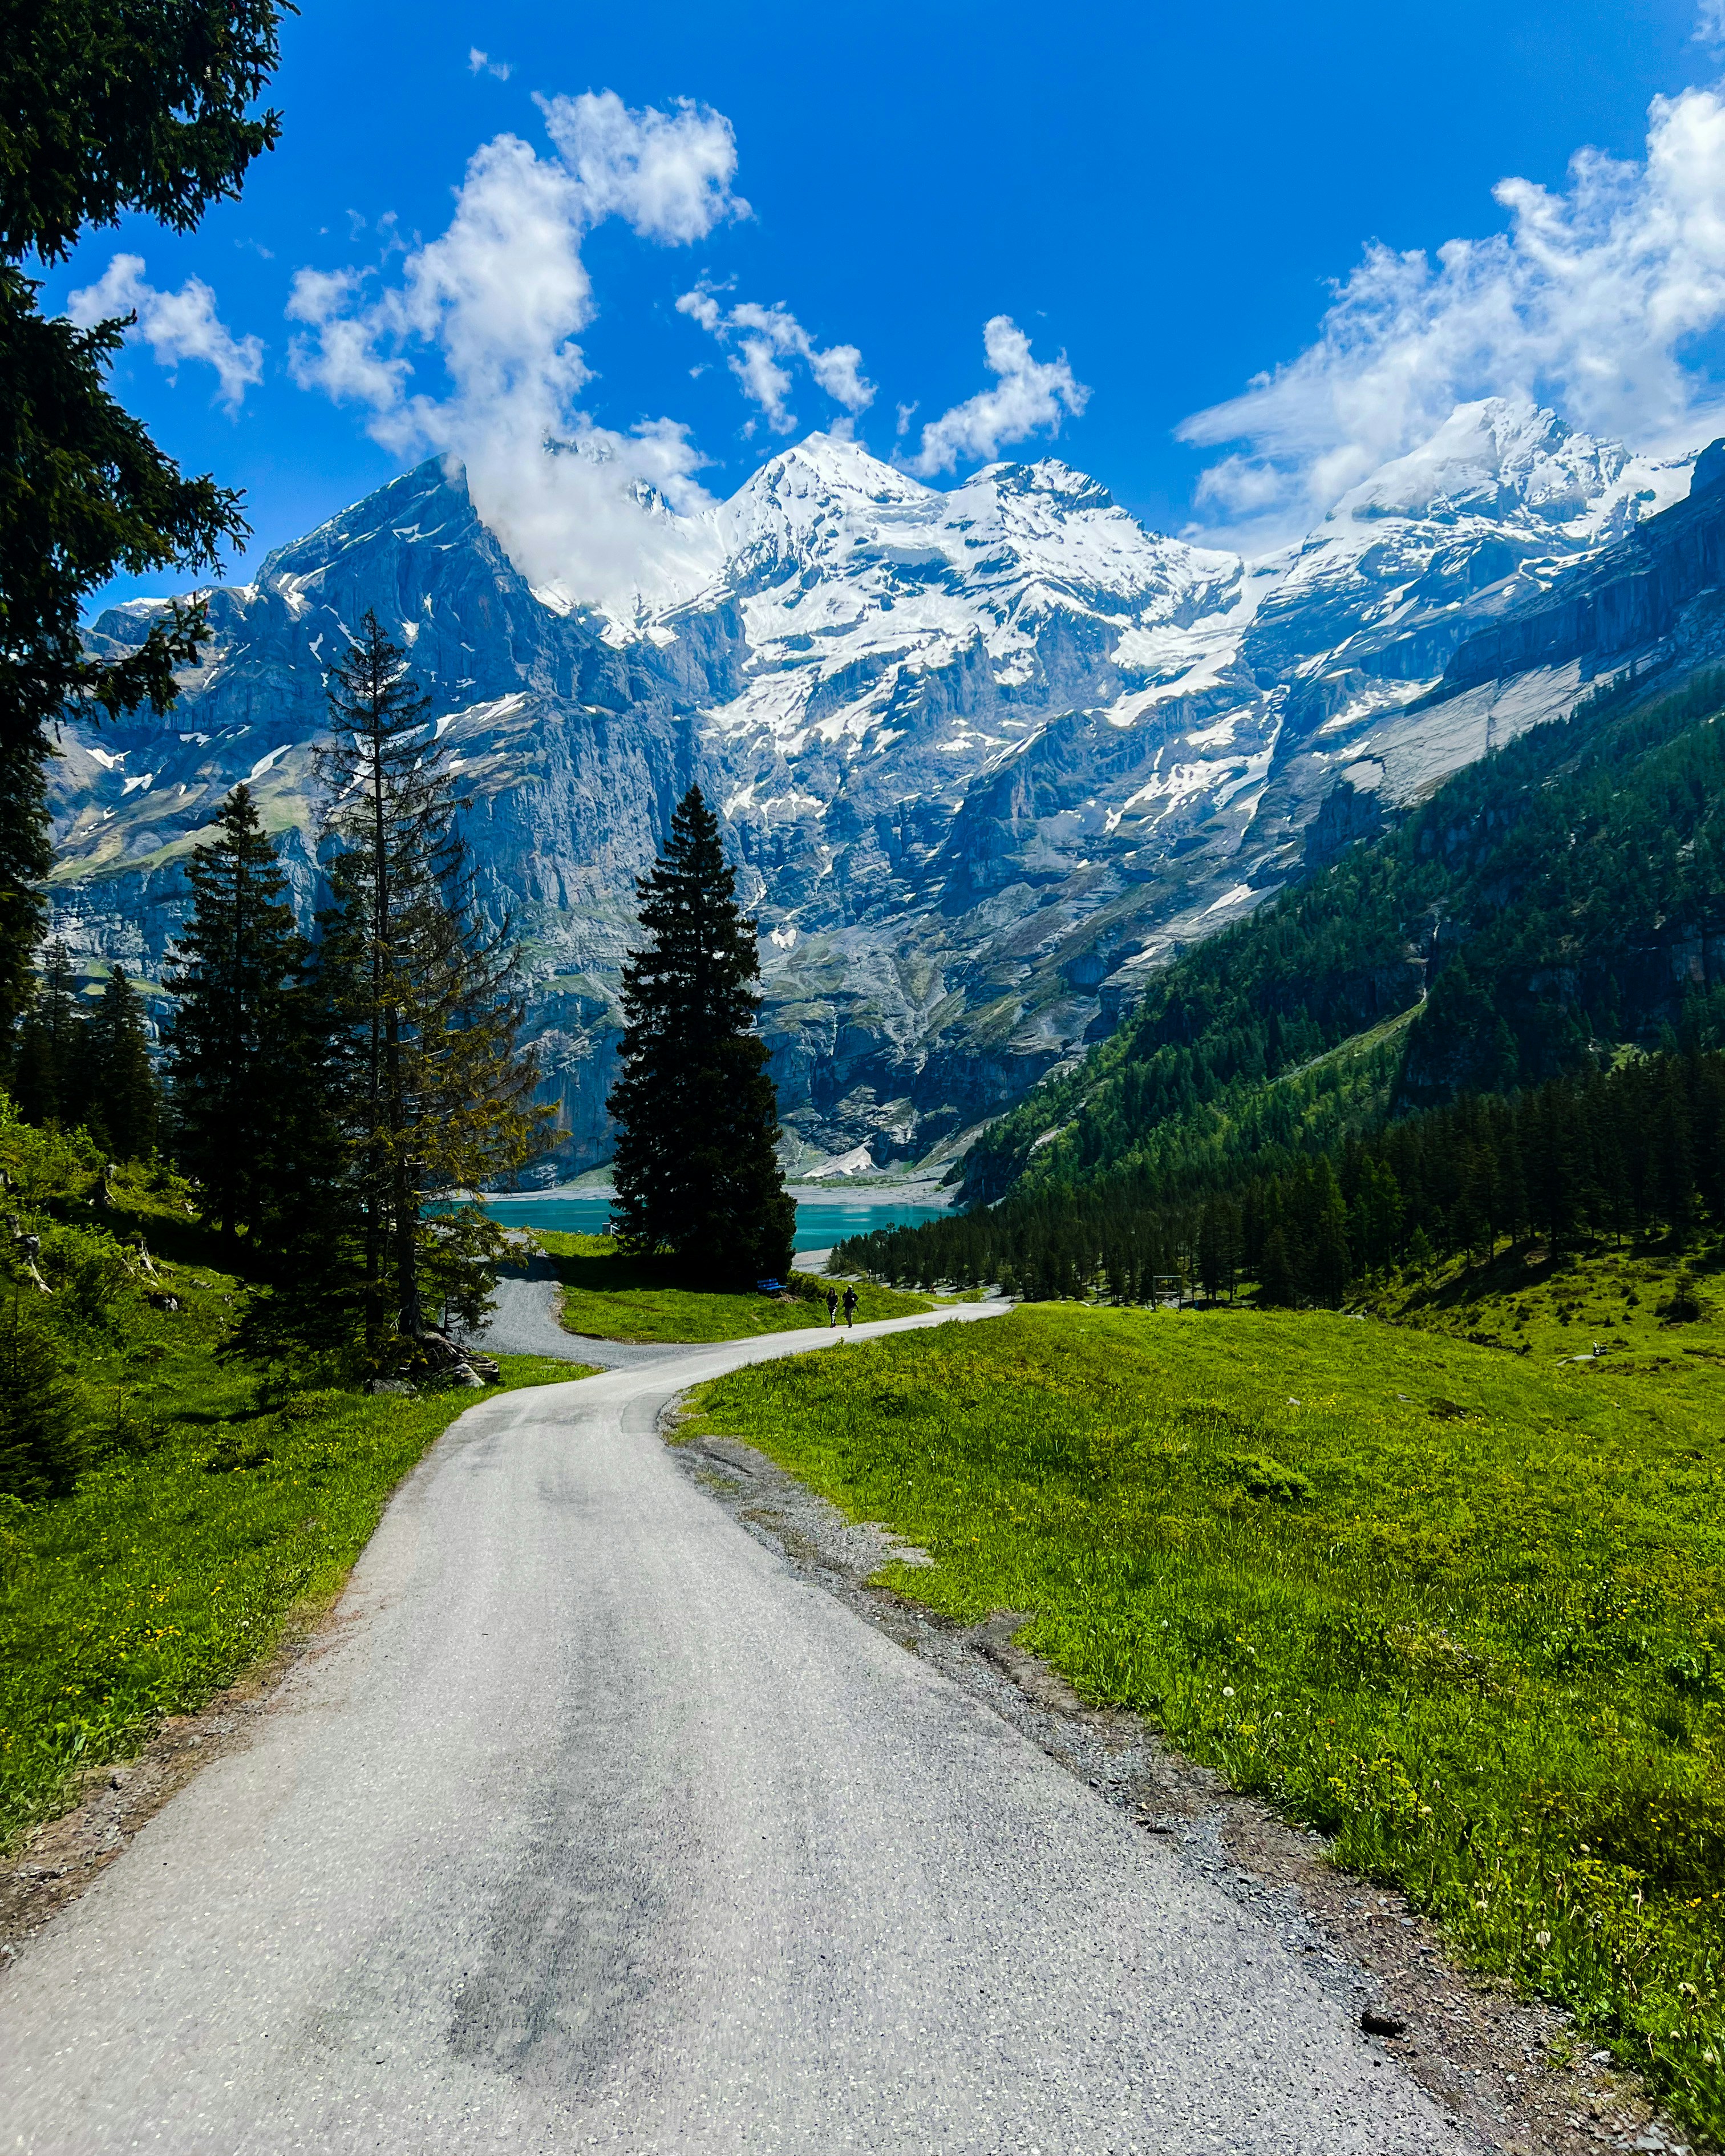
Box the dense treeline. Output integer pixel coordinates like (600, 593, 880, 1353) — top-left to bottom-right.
(2, 617, 547, 1400)
(838, 1046, 1725, 1303)
(11, 939, 160, 1160)
(967, 666, 1725, 1204)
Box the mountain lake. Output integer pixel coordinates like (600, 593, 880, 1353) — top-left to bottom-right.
(456, 1187, 953, 1255)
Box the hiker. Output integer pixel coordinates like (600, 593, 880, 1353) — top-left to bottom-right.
(827, 1287, 839, 1327)
(842, 1284, 858, 1328)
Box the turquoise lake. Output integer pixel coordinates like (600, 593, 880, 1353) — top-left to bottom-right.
(467, 1190, 951, 1251)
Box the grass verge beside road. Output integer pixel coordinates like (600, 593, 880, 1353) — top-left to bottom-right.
(539, 1231, 935, 1342)
(683, 1304, 1725, 2142)
(1, 1307, 586, 1847)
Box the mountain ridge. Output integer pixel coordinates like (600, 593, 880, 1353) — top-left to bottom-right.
(50, 400, 1703, 1174)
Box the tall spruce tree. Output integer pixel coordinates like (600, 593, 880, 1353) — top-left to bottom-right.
(84, 965, 158, 1159)
(0, 737, 51, 1059)
(164, 786, 310, 1239)
(609, 786, 795, 1284)
(314, 614, 547, 1362)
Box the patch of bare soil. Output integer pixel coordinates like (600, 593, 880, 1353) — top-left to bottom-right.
(673, 1422, 1702, 2156)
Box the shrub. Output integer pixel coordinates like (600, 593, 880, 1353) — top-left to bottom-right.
(1223, 1450, 1314, 1504)
(1657, 1279, 1708, 1325)
(0, 1299, 83, 1499)
(36, 1224, 133, 1334)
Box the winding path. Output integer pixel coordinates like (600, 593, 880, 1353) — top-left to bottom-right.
(0, 1303, 1462, 2153)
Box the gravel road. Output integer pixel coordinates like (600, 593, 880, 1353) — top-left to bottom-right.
(468, 1251, 677, 1370)
(0, 1304, 1467, 2154)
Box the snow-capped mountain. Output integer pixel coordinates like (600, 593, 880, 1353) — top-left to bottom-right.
(50, 400, 1702, 1172)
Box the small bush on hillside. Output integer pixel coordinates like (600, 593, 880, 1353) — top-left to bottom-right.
(1657, 1277, 1708, 1325)
(36, 1224, 133, 1333)
(0, 1098, 102, 1211)
(0, 1492, 27, 1578)
(0, 1300, 83, 1499)
(1222, 1451, 1314, 1504)
(272, 1388, 349, 1427)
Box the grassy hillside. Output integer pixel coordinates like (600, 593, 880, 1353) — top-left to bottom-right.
(685, 1305, 1725, 2143)
(1359, 1226, 1725, 1364)
(539, 1232, 934, 1341)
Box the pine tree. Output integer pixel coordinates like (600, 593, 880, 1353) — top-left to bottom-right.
(165, 785, 311, 1243)
(314, 614, 547, 1361)
(0, 734, 50, 1052)
(13, 939, 84, 1126)
(9, 1014, 56, 1128)
(609, 786, 795, 1285)
(1197, 1196, 1240, 1300)
(1455, 1147, 1495, 1267)
(1305, 1158, 1351, 1304)
(1257, 1226, 1296, 1306)
(84, 966, 158, 1160)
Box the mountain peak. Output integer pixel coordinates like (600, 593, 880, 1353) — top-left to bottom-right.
(1326, 400, 1603, 525)
(1311, 397, 1694, 547)
(739, 430, 926, 500)
(965, 457, 1116, 512)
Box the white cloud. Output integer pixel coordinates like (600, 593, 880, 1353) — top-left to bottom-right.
(468, 47, 511, 80)
(538, 90, 746, 244)
(1180, 84, 1725, 537)
(286, 268, 408, 410)
(286, 92, 747, 613)
(677, 285, 873, 432)
(678, 287, 723, 334)
(67, 253, 264, 410)
(908, 316, 1088, 475)
(1698, 3, 1725, 45)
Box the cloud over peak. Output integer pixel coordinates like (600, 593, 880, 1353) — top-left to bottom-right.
(677, 286, 873, 433)
(908, 317, 1089, 476)
(287, 91, 745, 613)
(1181, 83, 1725, 540)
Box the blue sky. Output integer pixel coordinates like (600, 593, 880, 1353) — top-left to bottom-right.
(39, 0, 1725, 609)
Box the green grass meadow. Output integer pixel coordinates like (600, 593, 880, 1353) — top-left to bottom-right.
(538, 1231, 936, 1341)
(0, 1216, 586, 1846)
(685, 1303, 1725, 2138)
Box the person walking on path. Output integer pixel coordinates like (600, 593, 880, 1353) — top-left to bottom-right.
(843, 1284, 858, 1328)
(827, 1287, 840, 1328)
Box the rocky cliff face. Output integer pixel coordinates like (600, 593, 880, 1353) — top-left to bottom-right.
(50, 401, 1698, 1172)
(1441, 435, 1725, 691)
